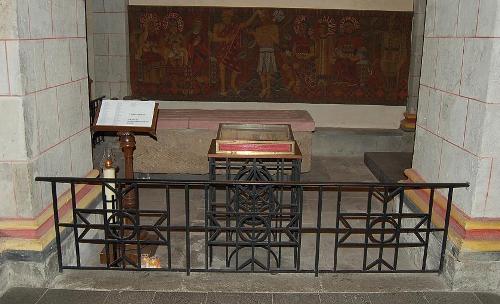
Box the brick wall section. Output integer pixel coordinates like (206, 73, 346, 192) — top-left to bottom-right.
(87, 0, 130, 99)
(0, 0, 92, 218)
(413, 0, 500, 217)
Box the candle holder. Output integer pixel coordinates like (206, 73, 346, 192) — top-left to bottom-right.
(141, 254, 161, 268)
(101, 147, 116, 171)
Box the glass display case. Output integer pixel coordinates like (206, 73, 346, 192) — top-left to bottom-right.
(215, 123, 296, 155)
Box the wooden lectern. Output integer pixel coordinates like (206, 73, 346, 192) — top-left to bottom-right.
(92, 100, 159, 265)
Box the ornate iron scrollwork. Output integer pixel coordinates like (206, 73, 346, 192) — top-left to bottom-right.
(106, 211, 138, 241)
(208, 158, 302, 271)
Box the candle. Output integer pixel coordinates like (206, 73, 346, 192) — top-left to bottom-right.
(103, 158, 116, 214)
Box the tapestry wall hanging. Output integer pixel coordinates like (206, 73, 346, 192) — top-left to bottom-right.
(129, 6, 412, 105)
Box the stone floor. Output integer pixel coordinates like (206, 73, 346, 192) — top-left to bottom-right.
(1, 287, 499, 304)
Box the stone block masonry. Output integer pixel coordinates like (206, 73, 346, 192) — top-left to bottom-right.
(402, 0, 426, 130)
(410, 0, 500, 290)
(87, 0, 130, 99)
(0, 0, 95, 296)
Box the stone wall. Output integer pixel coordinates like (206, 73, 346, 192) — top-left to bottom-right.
(414, 0, 500, 218)
(0, 0, 92, 218)
(87, 0, 130, 99)
(0, 0, 93, 295)
(412, 0, 500, 289)
(405, 0, 426, 115)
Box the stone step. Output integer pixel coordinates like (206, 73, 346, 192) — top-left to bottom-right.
(4, 287, 498, 304)
(313, 128, 414, 157)
(364, 152, 413, 183)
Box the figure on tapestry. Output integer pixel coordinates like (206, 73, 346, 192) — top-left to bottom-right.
(380, 16, 408, 95)
(331, 17, 369, 86)
(250, 10, 280, 98)
(314, 16, 336, 88)
(211, 9, 259, 96)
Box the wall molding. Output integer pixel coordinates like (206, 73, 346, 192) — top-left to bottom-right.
(404, 169, 500, 253)
(128, 0, 414, 11)
(0, 170, 101, 253)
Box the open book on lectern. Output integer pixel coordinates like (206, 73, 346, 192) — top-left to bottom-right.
(93, 99, 159, 134)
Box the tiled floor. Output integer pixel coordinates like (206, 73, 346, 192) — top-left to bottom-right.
(1, 288, 499, 304)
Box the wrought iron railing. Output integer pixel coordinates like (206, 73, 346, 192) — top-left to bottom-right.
(35, 177, 468, 275)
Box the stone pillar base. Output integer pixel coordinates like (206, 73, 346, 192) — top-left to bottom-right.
(402, 169, 500, 291)
(0, 251, 59, 297)
(443, 251, 500, 290)
(400, 112, 417, 131)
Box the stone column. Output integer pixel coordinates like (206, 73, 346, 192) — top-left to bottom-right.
(401, 0, 426, 131)
(410, 0, 500, 290)
(89, 0, 130, 99)
(0, 0, 93, 293)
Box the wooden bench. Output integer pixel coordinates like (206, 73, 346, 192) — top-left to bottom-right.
(134, 109, 315, 174)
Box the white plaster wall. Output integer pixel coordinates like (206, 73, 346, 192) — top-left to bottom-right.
(129, 0, 413, 11)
